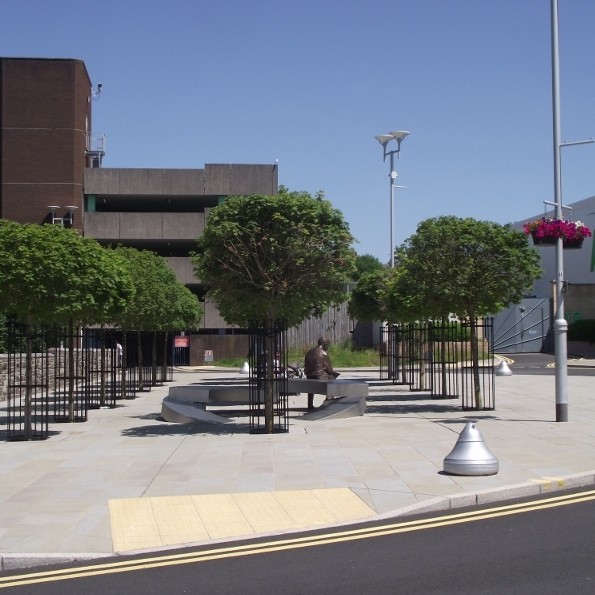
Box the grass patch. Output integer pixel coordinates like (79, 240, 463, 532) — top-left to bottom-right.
(213, 344, 380, 369)
(208, 340, 491, 369)
(326, 345, 379, 367)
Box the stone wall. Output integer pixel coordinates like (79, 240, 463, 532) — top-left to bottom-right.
(0, 353, 57, 403)
(0, 349, 117, 402)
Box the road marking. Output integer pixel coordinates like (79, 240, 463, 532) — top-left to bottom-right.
(529, 477, 565, 489)
(2, 489, 594, 589)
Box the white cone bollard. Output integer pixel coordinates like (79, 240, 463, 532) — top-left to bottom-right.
(495, 360, 513, 376)
(239, 361, 250, 374)
(443, 422, 499, 476)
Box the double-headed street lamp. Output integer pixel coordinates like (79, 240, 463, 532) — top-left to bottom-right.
(375, 131, 410, 267)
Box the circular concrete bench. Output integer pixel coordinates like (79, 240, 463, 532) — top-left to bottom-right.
(161, 379, 368, 424)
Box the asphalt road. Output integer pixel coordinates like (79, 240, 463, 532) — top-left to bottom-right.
(505, 352, 595, 376)
(3, 487, 594, 594)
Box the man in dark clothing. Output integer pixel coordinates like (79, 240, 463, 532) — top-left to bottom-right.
(304, 336, 339, 410)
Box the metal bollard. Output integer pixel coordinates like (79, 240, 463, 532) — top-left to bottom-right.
(443, 422, 499, 476)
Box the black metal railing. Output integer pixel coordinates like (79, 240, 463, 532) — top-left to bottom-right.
(84, 328, 119, 409)
(380, 325, 410, 385)
(6, 321, 51, 440)
(459, 318, 495, 410)
(380, 318, 495, 410)
(248, 320, 289, 434)
(52, 326, 88, 422)
(428, 319, 461, 400)
(4, 323, 179, 440)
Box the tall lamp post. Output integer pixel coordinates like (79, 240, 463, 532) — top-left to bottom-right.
(375, 131, 410, 267)
(550, 0, 567, 423)
(550, 0, 594, 421)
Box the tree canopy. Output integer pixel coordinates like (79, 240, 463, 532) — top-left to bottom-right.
(0, 220, 133, 326)
(348, 268, 394, 322)
(353, 253, 384, 281)
(192, 189, 357, 327)
(391, 216, 542, 321)
(110, 246, 202, 331)
(348, 216, 542, 410)
(349, 215, 542, 325)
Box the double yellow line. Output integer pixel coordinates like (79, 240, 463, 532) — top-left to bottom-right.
(2, 488, 594, 589)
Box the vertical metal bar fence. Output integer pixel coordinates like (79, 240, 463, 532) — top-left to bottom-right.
(429, 319, 460, 399)
(248, 320, 289, 434)
(52, 325, 88, 422)
(460, 318, 495, 410)
(6, 322, 50, 440)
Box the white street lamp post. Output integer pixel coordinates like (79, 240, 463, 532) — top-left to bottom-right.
(550, 0, 594, 422)
(375, 131, 410, 267)
(550, 0, 567, 422)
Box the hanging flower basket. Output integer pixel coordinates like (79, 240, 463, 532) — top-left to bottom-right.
(523, 218, 591, 249)
(563, 237, 584, 250)
(530, 232, 557, 246)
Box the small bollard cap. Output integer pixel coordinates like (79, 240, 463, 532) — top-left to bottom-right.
(495, 361, 513, 376)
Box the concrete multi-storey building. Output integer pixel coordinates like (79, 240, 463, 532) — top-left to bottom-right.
(83, 164, 278, 329)
(1, 57, 278, 362)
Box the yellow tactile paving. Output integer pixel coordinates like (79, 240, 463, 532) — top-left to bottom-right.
(109, 488, 375, 553)
(314, 487, 374, 522)
(152, 496, 209, 546)
(108, 499, 162, 551)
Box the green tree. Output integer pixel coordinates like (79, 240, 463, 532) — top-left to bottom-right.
(111, 247, 202, 391)
(112, 247, 201, 332)
(348, 268, 394, 322)
(151, 277, 203, 384)
(0, 221, 132, 326)
(0, 221, 134, 430)
(193, 189, 356, 326)
(193, 189, 356, 432)
(353, 253, 384, 281)
(393, 216, 541, 407)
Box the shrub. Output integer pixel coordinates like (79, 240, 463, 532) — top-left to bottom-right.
(568, 319, 595, 342)
(428, 321, 471, 342)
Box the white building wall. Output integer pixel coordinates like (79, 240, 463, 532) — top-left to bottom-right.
(514, 195, 595, 297)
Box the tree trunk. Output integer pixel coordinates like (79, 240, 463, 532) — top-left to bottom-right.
(400, 324, 409, 384)
(67, 319, 76, 422)
(264, 330, 275, 434)
(99, 326, 106, 407)
(440, 317, 448, 398)
(161, 332, 169, 382)
(137, 331, 144, 391)
(24, 322, 33, 440)
(151, 331, 158, 386)
(120, 329, 127, 399)
(470, 314, 484, 409)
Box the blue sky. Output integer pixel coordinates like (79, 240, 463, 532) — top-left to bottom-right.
(3, 0, 595, 262)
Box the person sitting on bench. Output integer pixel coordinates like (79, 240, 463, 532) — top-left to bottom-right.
(304, 336, 339, 410)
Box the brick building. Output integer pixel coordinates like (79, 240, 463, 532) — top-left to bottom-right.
(0, 58, 92, 227)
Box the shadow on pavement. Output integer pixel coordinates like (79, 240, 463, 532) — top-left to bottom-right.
(121, 421, 251, 437)
(365, 403, 463, 415)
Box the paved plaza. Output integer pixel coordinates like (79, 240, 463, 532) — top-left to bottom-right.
(1, 362, 594, 570)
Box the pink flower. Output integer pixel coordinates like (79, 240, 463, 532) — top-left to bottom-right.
(523, 218, 592, 240)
